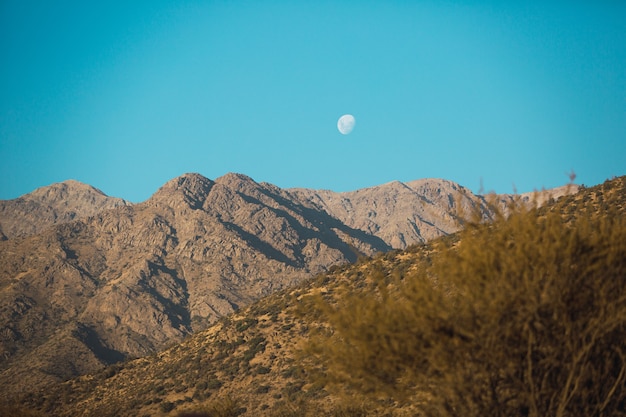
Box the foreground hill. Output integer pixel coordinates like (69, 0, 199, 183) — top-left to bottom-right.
(12, 176, 622, 417)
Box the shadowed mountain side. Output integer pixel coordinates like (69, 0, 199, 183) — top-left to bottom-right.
(0, 173, 387, 399)
(233, 189, 391, 262)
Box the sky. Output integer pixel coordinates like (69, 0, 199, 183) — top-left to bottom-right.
(1, 1, 625, 202)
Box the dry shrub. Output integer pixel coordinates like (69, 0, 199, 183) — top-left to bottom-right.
(306, 191, 626, 417)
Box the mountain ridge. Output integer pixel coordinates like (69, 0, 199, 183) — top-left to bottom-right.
(0, 173, 391, 398)
(0, 173, 578, 245)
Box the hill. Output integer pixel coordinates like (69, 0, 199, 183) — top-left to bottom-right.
(9, 176, 622, 416)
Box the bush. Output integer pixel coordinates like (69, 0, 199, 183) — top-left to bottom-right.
(256, 384, 271, 394)
(160, 401, 175, 413)
(235, 318, 257, 332)
(257, 366, 271, 375)
(307, 194, 626, 417)
(207, 379, 223, 390)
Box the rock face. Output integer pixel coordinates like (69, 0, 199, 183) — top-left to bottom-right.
(0, 172, 577, 399)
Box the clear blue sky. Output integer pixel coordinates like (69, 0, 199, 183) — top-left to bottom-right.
(1, 1, 625, 202)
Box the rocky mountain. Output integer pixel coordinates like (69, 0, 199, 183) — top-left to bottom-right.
(0, 172, 579, 402)
(0, 173, 388, 399)
(12, 175, 622, 417)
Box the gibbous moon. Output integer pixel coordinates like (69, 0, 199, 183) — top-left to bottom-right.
(337, 114, 356, 135)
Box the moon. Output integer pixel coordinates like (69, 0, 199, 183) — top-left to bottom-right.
(337, 114, 356, 135)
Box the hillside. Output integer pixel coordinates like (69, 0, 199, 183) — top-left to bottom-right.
(11, 176, 623, 417)
(289, 178, 484, 248)
(10, 239, 442, 417)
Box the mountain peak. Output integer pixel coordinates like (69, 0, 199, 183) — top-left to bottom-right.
(26, 179, 108, 201)
(405, 177, 463, 191)
(0, 179, 129, 239)
(162, 172, 213, 190)
(150, 173, 214, 210)
(215, 172, 258, 189)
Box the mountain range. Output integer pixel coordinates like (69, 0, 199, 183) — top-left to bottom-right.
(0, 172, 578, 403)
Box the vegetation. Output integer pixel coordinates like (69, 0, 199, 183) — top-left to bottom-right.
(305, 181, 626, 416)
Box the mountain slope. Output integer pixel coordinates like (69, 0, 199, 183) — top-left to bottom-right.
(20, 175, 624, 417)
(0, 173, 388, 399)
(290, 179, 484, 248)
